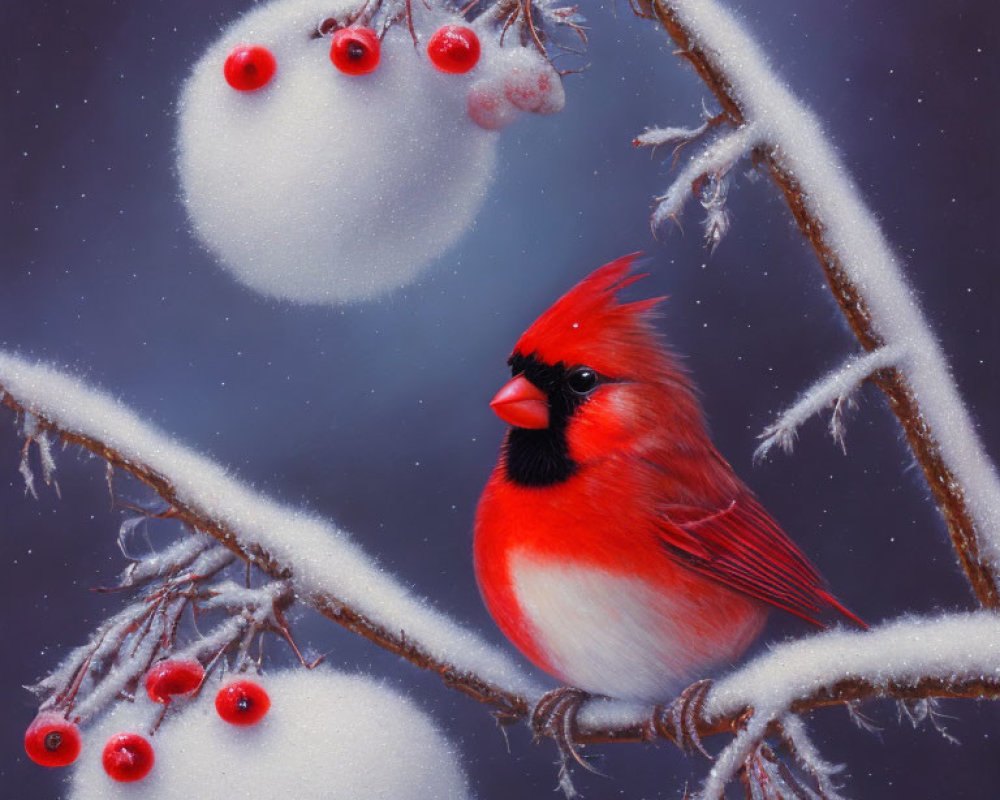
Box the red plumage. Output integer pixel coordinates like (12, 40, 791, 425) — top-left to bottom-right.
(474, 254, 861, 702)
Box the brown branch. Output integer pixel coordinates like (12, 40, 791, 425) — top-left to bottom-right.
(3, 388, 999, 750)
(650, 0, 999, 609)
(575, 676, 1000, 746)
(0, 390, 526, 723)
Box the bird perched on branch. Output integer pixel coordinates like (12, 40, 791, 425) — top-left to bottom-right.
(474, 254, 862, 706)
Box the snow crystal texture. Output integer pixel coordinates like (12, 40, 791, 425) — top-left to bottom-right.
(706, 612, 1000, 718)
(70, 668, 472, 800)
(177, 0, 498, 303)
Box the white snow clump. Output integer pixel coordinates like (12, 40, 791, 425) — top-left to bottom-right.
(178, 0, 561, 303)
(70, 668, 473, 800)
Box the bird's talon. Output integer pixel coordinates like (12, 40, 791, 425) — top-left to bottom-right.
(530, 687, 605, 782)
(659, 679, 714, 760)
(530, 687, 569, 740)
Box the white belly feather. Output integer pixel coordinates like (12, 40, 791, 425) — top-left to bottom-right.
(509, 549, 763, 701)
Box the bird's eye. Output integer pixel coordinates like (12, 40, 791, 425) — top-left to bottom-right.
(566, 367, 599, 395)
(223, 45, 277, 92)
(330, 27, 381, 75)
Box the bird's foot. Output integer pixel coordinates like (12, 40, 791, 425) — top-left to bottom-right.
(654, 678, 714, 759)
(531, 686, 604, 796)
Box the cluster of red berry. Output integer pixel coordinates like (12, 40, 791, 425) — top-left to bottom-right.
(223, 24, 482, 91)
(25, 661, 271, 783)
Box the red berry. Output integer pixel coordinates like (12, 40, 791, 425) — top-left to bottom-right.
(215, 679, 271, 726)
(102, 732, 154, 783)
(330, 28, 380, 75)
(504, 65, 564, 114)
(224, 45, 277, 91)
(24, 714, 81, 768)
(427, 25, 481, 74)
(145, 659, 205, 704)
(467, 83, 519, 130)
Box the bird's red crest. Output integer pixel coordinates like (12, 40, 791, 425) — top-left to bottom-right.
(512, 253, 667, 377)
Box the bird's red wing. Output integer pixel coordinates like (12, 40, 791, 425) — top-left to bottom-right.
(656, 494, 864, 628)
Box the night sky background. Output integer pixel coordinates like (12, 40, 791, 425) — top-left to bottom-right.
(2, 0, 999, 797)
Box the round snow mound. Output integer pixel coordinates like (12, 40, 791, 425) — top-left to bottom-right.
(177, 0, 498, 303)
(70, 668, 473, 799)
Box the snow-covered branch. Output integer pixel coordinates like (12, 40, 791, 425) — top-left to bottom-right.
(693, 613, 1000, 798)
(3, 351, 999, 795)
(647, 0, 1000, 608)
(634, 121, 710, 149)
(574, 613, 1000, 798)
(649, 122, 759, 233)
(755, 345, 904, 460)
(0, 352, 541, 721)
(569, 612, 1000, 741)
(705, 612, 1000, 720)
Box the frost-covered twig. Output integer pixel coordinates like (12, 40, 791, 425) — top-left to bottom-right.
(777, 715, 847, 800)
(650, 122, 760, 231)
(487, 0, 587, 56)
(116, 534, 216, 590)
(698, 713, 771, 800)
(16, 412, 59, 499)
(648, 0, 1000, 608)
(633, 103, 731, 153)
(31, 539, 242, 723)
(32, 519, 314, 725)
(755, 346, 903, 461)
(634, 121, 709, 149)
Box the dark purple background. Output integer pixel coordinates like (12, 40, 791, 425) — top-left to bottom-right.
(2, 0, 998, 797)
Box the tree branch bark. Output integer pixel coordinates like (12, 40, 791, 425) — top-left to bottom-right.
(650, 0, 1000, 609)
(0, 390, 530, 722)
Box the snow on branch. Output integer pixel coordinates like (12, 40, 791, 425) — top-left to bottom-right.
(4, 353, 1000, 796)
(634, 122, 711, 149)
(705, 612, 1000, 721)
(0, 352, 543, 719)
(647, 0, 1000, 608)
(649, 122, 759, 233)
(573, 613, 1000, 798)
(567, 613, 1000, 745)
(693, 613, 1000, 798)
(633, 102, 730, 151)
(755, 345, 904, 461)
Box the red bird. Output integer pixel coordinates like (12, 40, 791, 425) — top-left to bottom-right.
(474, 254, 861, 703)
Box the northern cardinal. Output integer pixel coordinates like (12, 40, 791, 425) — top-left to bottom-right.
(474, 254, 862, 702)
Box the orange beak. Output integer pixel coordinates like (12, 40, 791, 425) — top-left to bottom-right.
(490, 375, 550, 429)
